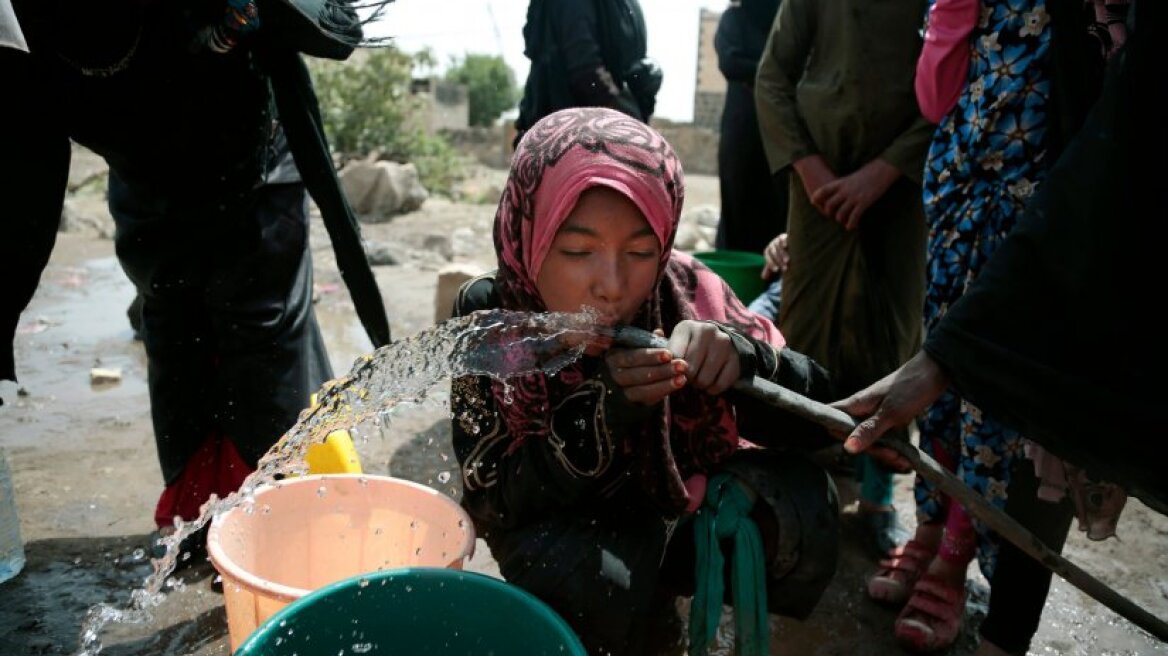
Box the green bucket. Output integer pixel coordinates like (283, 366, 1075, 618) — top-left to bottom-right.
(693, 250, 767, 302)
(234, 567, 587, 656)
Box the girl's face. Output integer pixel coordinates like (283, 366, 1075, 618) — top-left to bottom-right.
(535, 186, 662, 330)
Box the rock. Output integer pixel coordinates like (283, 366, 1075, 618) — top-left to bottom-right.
(674, 221, 708, 251)
(452, 177, 504, 205)
(451, 227, 480, 259)
(339, 159, 430, 221)
(363, 241, 401, 266)
(67, 144, 109, 193)
(421, 234, 454, 261)
(60, 194, 115, 239)
(682, 204, 720, 229)
(434, 263, 487, 323)
(695, 223, 718, 248)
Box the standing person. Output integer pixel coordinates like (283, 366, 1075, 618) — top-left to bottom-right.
(0, 0, 391, 562)
(754, 0, 934, 560)
(855, 0, 1119, 650)
(833, 7, 1155, 654)
(713, 0, 788, 254)
(513, 0, 662, 147)
(451, 107, 842, 655)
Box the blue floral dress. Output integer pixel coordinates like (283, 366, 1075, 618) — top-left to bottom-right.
(916, 0, 1053, 578)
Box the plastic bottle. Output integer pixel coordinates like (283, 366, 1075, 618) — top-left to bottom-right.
(0, 448, 26, 583)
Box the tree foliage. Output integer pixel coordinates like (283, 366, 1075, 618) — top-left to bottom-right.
(307, 47, 463, 194)
(444, 53, 519, 127)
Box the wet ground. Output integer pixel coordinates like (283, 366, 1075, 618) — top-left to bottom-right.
(1, 173, 1166, 655)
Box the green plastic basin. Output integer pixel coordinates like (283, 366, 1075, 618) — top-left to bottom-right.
(234, 567, 587, 655)
(693, 249, 767, 302)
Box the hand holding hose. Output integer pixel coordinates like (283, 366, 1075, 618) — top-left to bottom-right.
(602, 321, 740, 405)
(829, 351, 950, 455)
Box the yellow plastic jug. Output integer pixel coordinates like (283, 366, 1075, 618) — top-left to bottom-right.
(303, 394, 362, 475)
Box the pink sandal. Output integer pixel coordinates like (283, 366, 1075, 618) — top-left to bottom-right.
(894, 573, 966, 652)
(867, 539, 935, 605)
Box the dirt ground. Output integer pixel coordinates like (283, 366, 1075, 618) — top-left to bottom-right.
(1, 170, 1166, 656)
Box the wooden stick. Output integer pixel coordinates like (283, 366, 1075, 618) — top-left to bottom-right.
(610, 326, 1168, 642)
(743, 375, 1168, 643)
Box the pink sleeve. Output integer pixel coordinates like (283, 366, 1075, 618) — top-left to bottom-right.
(915, 0, 980, 124)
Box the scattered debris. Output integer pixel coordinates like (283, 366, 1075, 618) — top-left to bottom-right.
(16, 317, 59, 335)
(89, 368, 123, 386)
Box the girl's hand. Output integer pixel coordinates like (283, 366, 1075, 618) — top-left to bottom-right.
(604, 329, 687, 406)
(667, 320, 740, 394)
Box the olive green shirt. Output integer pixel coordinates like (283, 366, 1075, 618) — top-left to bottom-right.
(755, 0, 933, 183)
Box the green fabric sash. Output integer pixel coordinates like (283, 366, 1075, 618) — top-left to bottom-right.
(688, 473, 769, 656)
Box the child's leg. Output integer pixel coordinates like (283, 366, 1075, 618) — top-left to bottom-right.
(867, 391, 960, 603)
(857, 452, 906, 557)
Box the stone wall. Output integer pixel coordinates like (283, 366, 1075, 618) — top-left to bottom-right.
(440, 119, 720, 176)
(412, 77, 470, 133)
(439, 126, 511, 169)
(692, 91, 725, 132)
(650, 119, 720, 176)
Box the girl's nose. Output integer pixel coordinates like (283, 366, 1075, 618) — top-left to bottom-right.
(590, 257, 625, 305)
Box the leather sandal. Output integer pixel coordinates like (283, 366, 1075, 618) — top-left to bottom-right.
(894, 573, 966, 652)
(866, 539, 935, 605)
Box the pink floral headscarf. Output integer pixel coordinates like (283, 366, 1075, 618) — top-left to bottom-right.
(493, 106, 784, 514)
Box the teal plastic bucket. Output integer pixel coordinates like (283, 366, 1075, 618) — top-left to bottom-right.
(693, 250, 768, 303)
(234, 567, 587, 655)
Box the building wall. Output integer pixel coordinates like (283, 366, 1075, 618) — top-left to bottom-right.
(411, 77, 470, 133)
(693, 8, 726, 131)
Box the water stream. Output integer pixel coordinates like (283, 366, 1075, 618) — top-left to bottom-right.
(74, 308, 607, 655)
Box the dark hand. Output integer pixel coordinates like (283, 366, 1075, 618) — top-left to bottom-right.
(830, 351, 950, 454)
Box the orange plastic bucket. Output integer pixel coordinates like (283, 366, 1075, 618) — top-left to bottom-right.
(206, 474, 475, 652)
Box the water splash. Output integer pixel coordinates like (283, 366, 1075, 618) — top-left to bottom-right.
(75, 309, 610, 655)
